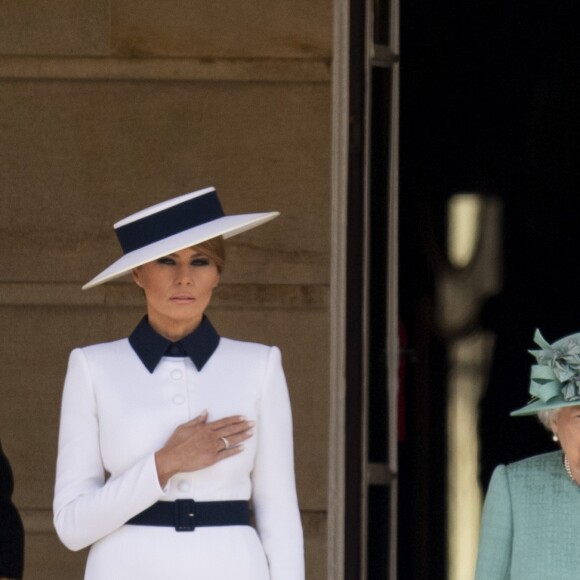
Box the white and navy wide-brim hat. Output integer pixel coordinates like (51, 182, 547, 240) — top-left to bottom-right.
(83, 187, 279, 290)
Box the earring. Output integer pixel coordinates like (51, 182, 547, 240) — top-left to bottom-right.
(553, 434, 559, 442)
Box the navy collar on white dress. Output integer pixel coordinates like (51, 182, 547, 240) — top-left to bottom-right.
(129, 315, 220, 373)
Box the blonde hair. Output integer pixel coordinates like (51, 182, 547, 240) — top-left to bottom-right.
(194, 236, 226, 273)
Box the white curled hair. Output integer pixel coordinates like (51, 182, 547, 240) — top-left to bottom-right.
(537, 408, 561, 430)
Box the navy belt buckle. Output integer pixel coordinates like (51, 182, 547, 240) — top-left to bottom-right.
(174, 499, 195, 532)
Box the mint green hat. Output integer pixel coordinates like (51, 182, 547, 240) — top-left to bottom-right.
(511, 329, 580, 416)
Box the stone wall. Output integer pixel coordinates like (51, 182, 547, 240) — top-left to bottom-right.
(0, 2, 331, 578)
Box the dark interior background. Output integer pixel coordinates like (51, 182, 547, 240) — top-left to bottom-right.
(398, 2, 580, 577)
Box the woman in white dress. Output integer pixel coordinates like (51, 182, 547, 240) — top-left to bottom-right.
(53, 187, 304, 580)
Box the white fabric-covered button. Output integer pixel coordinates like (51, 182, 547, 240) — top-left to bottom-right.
(171, 369, 183, 380)
(177, 480, 191, 492)
(173, 394, 185, 405)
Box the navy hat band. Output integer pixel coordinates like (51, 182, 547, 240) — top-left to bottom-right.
(115, 190, 225, 254)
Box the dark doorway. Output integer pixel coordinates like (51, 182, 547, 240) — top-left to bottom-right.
(399, 2, 580, 578)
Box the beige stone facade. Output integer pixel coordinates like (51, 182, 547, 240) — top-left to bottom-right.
(0, 2, 331, 578)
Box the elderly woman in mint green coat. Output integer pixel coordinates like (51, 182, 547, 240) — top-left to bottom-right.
(475, 330, 580, 580)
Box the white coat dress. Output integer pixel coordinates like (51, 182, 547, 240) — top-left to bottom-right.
(53, 327, 304, 580)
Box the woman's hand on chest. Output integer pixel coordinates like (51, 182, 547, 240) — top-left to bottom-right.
(154, 410, 255, 487)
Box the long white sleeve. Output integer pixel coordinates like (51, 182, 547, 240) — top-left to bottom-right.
(53, 348, 165, 551)
(252, 346, 305, 580)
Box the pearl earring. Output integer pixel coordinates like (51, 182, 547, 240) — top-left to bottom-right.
(553, 434, 559, 442)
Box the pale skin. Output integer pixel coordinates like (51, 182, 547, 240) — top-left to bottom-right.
(551, 405, 580, 484)
(132, 246, 254, 488)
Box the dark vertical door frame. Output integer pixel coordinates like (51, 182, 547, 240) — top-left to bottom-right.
(343, 0, 367, 576)
(342, 0, 400, 577)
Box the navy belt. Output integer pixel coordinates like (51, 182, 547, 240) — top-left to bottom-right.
(126, 499, 251, 532)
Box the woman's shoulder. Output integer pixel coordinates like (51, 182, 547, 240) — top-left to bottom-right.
(219, 336, 277, 354)
(217, 337, 282, 365)
(484, 452, 563, 503)
(500, 450, 563, 483)
(508, 450, 562, 468)
(70, 337, 131, 358)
